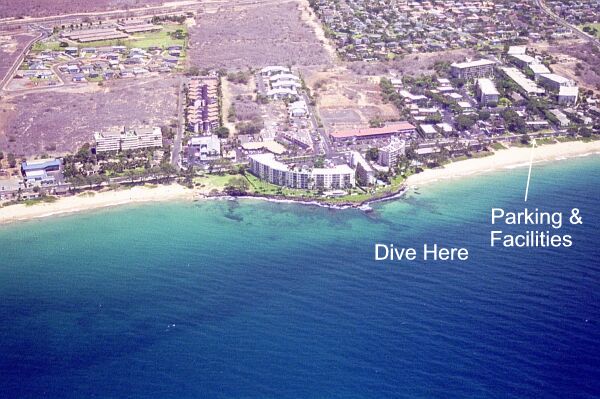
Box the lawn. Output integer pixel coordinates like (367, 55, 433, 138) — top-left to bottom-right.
(32, 24, 188, 51)
(580, 23, 600, 38)
(76, 24, 187, 49)
(194, 173, 242, 191)
(244, 173, 314, 197)
(196, 171, 407, 204)
(32, 40, 63, 51)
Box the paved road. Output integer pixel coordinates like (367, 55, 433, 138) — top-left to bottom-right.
(171, 77, 185, 169)
(300, 90, 335, 156)
(535, 0, 600, 48)
(0, 30, 43, 92)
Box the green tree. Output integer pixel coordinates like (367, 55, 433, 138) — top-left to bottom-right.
(224, 176, 249, 195)
(501, 109, 527, 134)
(7, 153, 16, 168)
(215, 126, 230, 138)
(455, 114, 477, 131)
(366, 148, 379, 161)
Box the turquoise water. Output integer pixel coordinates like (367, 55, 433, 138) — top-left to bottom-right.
(1, 156, 599, 398)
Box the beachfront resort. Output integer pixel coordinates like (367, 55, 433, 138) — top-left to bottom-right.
(1, 0, 599, 211)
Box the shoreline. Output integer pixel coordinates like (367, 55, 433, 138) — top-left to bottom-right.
(405, 140, 600, 187)
(1, 140, 599, 225)
(0, 184, 194, 226)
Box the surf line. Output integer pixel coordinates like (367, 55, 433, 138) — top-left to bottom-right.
(524, 139, 537, 202)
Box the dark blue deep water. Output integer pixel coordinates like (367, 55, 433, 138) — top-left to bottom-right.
(1, 156, 599, 398)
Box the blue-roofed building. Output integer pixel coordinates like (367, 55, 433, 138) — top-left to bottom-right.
(21, 159, 63, 187)
(21, 159, 61, 173)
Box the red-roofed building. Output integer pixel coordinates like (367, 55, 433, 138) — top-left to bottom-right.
(329, 122, 416, 142)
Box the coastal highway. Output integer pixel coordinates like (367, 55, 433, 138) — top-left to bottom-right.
(535, 0, 600, 49)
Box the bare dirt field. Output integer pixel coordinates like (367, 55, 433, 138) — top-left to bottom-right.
(337, 49, 477, 77)
(301, 65, 398, 130)
(531, 40, 600, 93)
(221, 73, 259, 135)
(0, 32, 37, 86)
(0, 0, 165, 18)
(0, 76, 178, 156)
(188, 0, 331, 69)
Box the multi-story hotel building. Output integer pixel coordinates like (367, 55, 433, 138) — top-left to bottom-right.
(451, 59, 496, 80)
(95, 126, 163, 153)
(476, 78, 500, 106)
(249, 153, 355, 190)
(378, 139, 406, 167)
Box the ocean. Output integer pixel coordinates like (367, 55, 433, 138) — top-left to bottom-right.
(1, 155, 599, 398)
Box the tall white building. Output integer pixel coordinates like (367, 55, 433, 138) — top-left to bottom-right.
(249, 153, 355, 190)
(95, 126, 163, 153)
(451, 59, 496, 80)
(477, 78, 500, 106)
(378, 139, 406, 167)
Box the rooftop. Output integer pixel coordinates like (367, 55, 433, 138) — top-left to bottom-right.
(451, 59, 495, 69)
(477, 78, 499, 95)
(559, 86, 579, 96)
(21, 158, 61, 172)
(330, 122, 415, 139)
(540, 73, 571, 85)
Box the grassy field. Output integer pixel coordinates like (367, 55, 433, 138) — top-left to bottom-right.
(32, 41, 63, 51)
(193, 173, 238, 190)
(32, 24, 187, 51)
(244, 173, 315, 197)
(580, 23, 600, 38)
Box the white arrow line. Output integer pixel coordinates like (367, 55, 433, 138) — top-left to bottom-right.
(524, 138, 537, 202)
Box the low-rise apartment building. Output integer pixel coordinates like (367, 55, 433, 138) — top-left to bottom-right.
(539, 73, 574, 92)
(187, 135, 221, 165)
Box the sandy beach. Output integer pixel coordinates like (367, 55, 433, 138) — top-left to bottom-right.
(0, 140, 599, 225)
(406, 140, 600, 187)
(0, 184, 193, 225)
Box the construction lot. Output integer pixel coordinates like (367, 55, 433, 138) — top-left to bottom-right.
(0, 76, 178, 156)
(302, 65, 398, 130)
(530, 40, 600, 94)
(188, 0, 331, 69)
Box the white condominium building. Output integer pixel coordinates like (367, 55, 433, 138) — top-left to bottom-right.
(477, 78, 500, 106)
(95, 126, 163, 153)
(378, 139, 406, 168)
(451, 59, 496, 80)
(249, 153, 355, 190)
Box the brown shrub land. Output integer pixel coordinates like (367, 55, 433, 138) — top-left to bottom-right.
(0, 33, 37, 85)
(188, 0, 331, 69)
(0, 76, 178, 156)
(0, 0, 165, 18)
